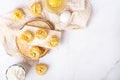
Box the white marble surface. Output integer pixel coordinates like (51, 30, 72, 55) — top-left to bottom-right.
(0, 0, 120, 80)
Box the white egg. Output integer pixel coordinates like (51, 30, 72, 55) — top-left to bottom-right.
(60, 11, 71, 23)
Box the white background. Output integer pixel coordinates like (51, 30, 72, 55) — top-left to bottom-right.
(0, 0, 120, 80)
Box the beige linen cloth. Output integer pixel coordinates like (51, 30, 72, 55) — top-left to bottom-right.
(0, 0, 91, 57)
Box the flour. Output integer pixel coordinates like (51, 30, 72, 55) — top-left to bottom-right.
(6, 65, 25, 80)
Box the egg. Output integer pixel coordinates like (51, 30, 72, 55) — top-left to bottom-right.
(60, 11, 71, 23)
(45, 0, 65, 13)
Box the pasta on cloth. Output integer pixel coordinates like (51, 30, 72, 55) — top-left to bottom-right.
(0, 0, 91, 61)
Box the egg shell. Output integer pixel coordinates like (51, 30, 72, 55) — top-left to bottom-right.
(60, 11, 71, 23)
